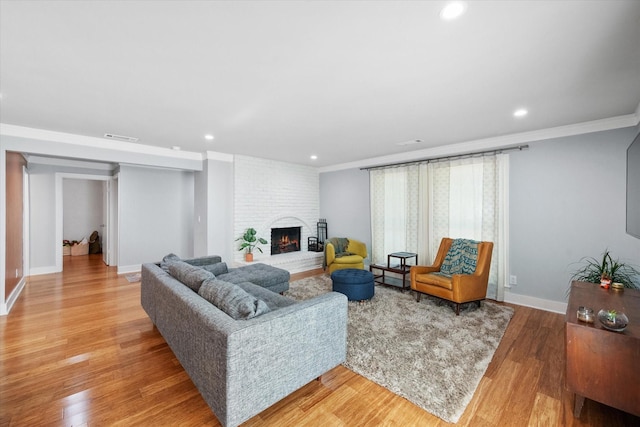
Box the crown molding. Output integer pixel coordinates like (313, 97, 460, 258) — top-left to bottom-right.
(319, 113, 640, 173)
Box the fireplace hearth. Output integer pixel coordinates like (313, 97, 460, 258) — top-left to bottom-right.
(271, 227, 301, 255)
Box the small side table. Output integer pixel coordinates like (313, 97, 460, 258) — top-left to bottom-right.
(370, 252, 418, 292)
(388, 252, 418, 270)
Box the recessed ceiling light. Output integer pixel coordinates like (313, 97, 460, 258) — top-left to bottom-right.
(513, 108, 528, 118)
(204, 134, 214, 140)
(310, 155, 318, 160)
(171, 146, 181, 150)
(440, 1, 467, 21)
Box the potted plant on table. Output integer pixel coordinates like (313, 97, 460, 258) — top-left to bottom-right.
(570, 249, 640, 290)
(236, 227, 267, 262)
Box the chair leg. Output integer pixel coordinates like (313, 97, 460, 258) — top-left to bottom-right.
(416, 292, 421, 302)
(455, 303, 460, 316)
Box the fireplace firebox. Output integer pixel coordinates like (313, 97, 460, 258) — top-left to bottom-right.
(271, 227, 301, 255)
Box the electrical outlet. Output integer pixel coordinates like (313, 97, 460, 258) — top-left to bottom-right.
(509, 275, 517, 285)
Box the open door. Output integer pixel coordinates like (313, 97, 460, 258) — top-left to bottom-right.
(101, 177, 119, 266)
(102, 180, 110, 265)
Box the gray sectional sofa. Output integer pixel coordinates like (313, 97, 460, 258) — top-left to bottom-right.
(141, 255, 348, 427)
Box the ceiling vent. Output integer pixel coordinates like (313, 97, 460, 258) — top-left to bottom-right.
(104, 133, 139, 143)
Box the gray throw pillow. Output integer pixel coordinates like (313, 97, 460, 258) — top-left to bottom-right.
(168, 260, 214, 292)
(160, 253, 181, 271)
(202, 262, 229, 276)
(198, 279, 270, 320)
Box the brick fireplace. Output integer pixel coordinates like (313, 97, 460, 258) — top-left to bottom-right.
(233, 155, 322, 272)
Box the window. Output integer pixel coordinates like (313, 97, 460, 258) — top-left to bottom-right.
(370, 154, 508, 300)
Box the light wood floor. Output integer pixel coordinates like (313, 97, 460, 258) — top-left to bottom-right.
(1, 255, 638, 426)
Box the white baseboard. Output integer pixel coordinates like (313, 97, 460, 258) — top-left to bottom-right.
(29, 265, 60, 276)
(504, 291, 567, 314)
(117, 264, 141, 275)
(1, 277, 27, 315)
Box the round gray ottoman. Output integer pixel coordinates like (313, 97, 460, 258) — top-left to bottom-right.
(331, 268, 375, 301)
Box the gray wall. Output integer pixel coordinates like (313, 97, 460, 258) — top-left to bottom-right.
(63, 179, 103, 242)
(29, 172, 57, 269)
(319, 167, 372, 256)
(117, 165, 194, 268)
(193, 163, 208, 257)
(207, 159, 234, 262)
(194, 157, 234, 262)
(28, 163, 111, 270)
(509, 126, 640, 303)
(319, 126, 640, 305)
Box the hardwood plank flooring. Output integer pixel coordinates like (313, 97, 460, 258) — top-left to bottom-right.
(1, 255, 638, 426)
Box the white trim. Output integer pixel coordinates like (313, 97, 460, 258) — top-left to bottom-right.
(1, 277, 27, 315)
(204, 151, 234, 162)
(1, 123, 201, 161)
(504, 291, 567, 314)
(117, 264, 141, 275)
(26, 155, 116, 171)
(0, 149, 5, 315)
(320, 113, 640, 172)
(1, 124, 203, 171)
(29, 266, 60, 276)
(23, 165, 30, 291)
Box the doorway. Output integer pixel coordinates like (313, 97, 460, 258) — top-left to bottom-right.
(55, 173, 118, 271)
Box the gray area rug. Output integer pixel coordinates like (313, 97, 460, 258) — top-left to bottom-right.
(285, 275, 514, 423)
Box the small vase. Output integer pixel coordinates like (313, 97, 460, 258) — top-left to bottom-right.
(245, 252, 253, 262)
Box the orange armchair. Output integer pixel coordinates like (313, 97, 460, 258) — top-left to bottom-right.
(410, 238, 493, 315)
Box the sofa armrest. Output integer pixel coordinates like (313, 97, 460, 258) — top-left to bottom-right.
(410, 265, 440, 282)
(325, 242, 336, 266)
(452, 273, 489, 301)
(223, 292, 347, 427)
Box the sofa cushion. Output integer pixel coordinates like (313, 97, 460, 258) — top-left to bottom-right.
(198, 279, 271, 320)
(168, 260, 214, 292)
(419, 272, 454, 290)
(217, 263, 290, 289)
(160, 253, 181, 271)
(332, 254, 365, 265)
(202, 262, 229, 276)
(440, 239, 479, 275)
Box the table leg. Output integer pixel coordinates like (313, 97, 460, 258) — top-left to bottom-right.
(573, 394, 585, 418)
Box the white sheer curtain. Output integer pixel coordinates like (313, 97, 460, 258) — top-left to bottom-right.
(370, 165, 420, 265)
(428, 155, 508, 301)
(370, 154, 509, 301)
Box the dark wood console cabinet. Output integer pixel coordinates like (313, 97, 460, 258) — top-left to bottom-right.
(565, 281, 640, 418)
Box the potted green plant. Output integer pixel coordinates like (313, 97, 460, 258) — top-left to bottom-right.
(570, 250, 640, 289)
(236, 227, 267, 262)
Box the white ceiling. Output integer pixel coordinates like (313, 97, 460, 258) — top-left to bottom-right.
(1, 0, 639, 168)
